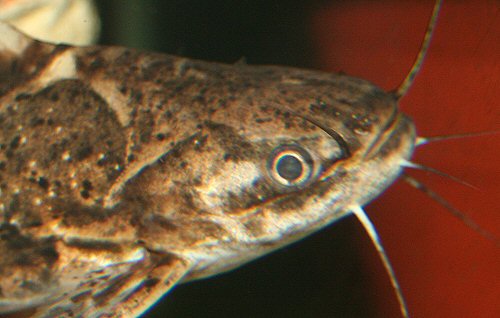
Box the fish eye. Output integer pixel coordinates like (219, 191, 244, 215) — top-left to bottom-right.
(268, 145, 313, 187)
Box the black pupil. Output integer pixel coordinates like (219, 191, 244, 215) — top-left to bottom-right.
(276, 155, 303, 181)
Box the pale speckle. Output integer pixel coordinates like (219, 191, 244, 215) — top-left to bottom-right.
(16, 125, 23, 131)
(114, 164, 121, 171)
(98, 153, 106, 160)
(34, 198, 42, 206)
(0, 203, 4, 212)
(8, 219, 20, 228)
(13, 188, 20, 194)
(62, 151, 71, 161)
(48, 191, 57, 198)
(20, 136, 27, 144)
(29, 160, 37, 168)
(70, 180, 78, 189)
(55, 126, 63, 133)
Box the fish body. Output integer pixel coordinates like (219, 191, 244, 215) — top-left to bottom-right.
(0, 21, 416, 317)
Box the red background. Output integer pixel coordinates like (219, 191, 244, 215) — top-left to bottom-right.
(310, 1, 499, 317)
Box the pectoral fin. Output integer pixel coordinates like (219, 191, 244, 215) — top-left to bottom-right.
(32, 254, 191, 318)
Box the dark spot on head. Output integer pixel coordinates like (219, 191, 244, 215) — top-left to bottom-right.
(75, 145, 93, 161)
(148, 215, 178, 232)
(9, 135, 21, 149)
(82, 180, 93, 191)
(5, 149, 14, 159)
(39, 246, 59, 263)
(133, 90, 143, 103)
(217, 98, 228, 109)
(143, 277, 160, 288)
(191, 177, 202, 186)
(29, 116, 45, 127)
(15, 93, 31, 101)
(50, 92, 60, 102)
(255, 117, 271, 124)
(164, 110, 173, 119)
(119, 85, 127, 95)
(65, 238, 122, 253)
(8, 194, 20, 215)
(156, 133, 166, 141)
(80, 190, 90, 199)
(89, 57, 105, 70)
(38, 177, 50, 190)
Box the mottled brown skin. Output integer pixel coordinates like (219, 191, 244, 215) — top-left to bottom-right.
(0, 23, 415, 317)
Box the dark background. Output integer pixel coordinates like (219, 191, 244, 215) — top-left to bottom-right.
(97, 0, 319, 66)
(96, 1, 380, 317)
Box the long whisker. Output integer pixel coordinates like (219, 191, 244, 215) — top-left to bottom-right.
(400, 159, 477, 189)
(394, 0, 442, 99)
(350, 206, 409, 318)
(401, 174, 499, 247)
(416, 130, 500, 147)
